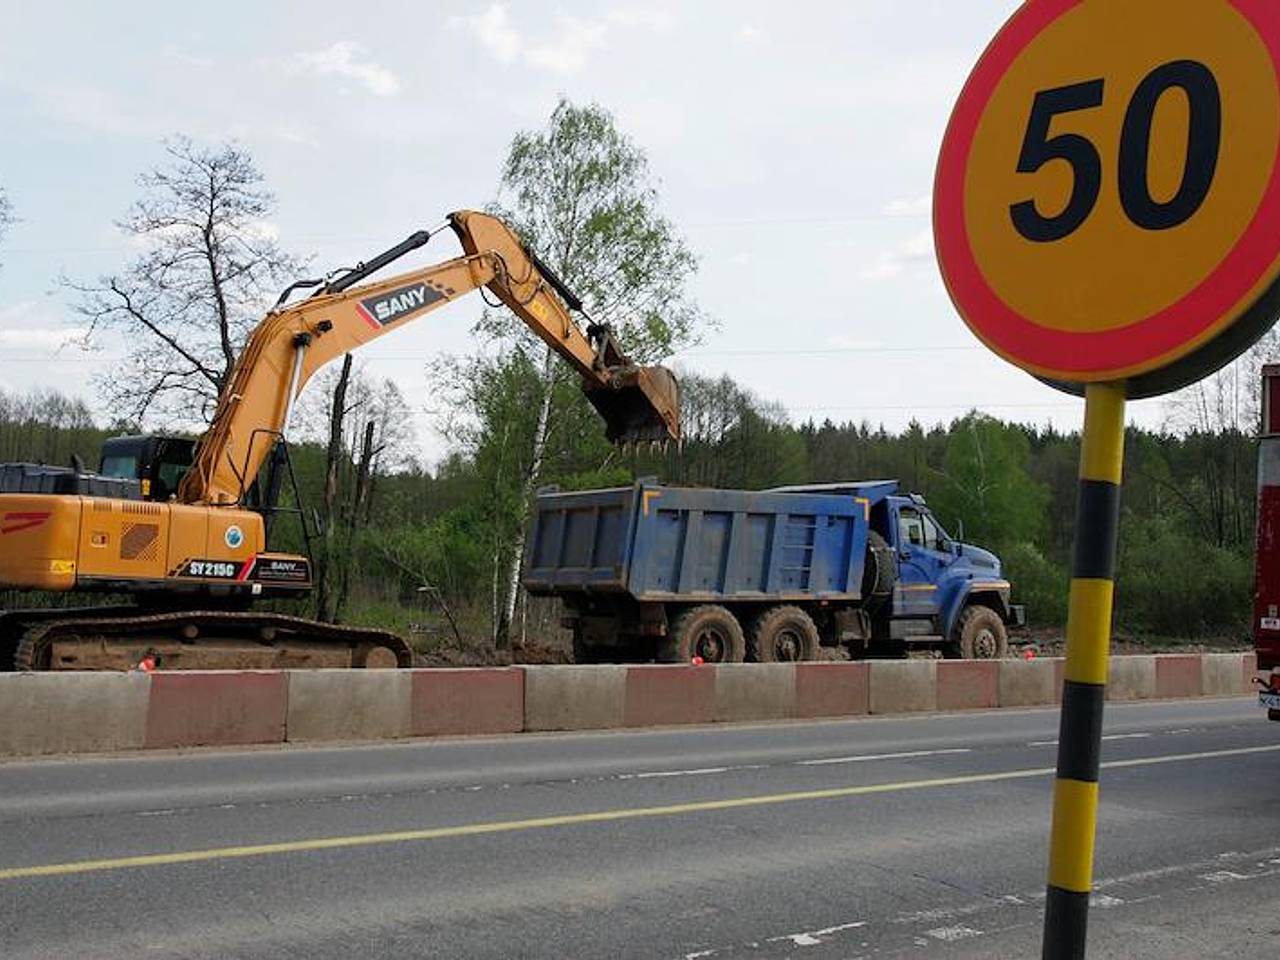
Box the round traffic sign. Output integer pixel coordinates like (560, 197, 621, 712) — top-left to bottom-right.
(935, 0, 1280, 397)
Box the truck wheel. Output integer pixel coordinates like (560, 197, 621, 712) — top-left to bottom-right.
(862, 530, 896, 602)
(661, 605, 745, 664)
(749, 605, 821, 662)
(954, 604, 1008, 660)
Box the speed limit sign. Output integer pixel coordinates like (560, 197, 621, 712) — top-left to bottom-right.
(935, 0, 1280, 397)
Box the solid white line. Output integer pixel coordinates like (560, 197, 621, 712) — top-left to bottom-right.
(1101, 733, 1152, 741)
(798, 748, 971, 766)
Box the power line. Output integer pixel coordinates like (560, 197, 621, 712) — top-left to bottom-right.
(0, 344, 984, 365)
(0, 211, 931, 257)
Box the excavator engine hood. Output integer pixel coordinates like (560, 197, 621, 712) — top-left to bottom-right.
(584, 365, 681, 445)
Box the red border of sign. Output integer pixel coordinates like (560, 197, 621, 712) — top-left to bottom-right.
(934, 0, 1280, 378)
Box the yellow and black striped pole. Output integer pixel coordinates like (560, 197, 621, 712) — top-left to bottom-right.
(1042, 381, 1125, 960)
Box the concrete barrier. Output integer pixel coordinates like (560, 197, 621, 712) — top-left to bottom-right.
(145, 671, 287, 749)
(411, 668, 523, 738)
(868, 660, 936, 714)
(524, 665, 626, 732)
(0, 653, 1262, 759)
(624, 665, 716, 727)
(794, 662, 869, 719)
(286, 669, 411, 742)
(1155, 654, 1202, 699)
(1203, 653, 1248, 696)
(1107, 656, 1157, 701)
(715, 663, 796, 722)
(937, 661, 998, 711)
(0, 672, 149, 757)
(998, 658, 1057, 707)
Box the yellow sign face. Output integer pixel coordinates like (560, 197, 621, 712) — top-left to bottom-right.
(935, 0, 1280, 397)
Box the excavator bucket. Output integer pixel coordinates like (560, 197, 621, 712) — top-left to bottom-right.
(584, 365, 682, 445)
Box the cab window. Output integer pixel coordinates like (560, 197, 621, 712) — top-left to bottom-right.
(898, 508, 925, 548)
(100, 455, 138, 480)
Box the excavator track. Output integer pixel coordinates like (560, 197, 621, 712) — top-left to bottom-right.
(4, 608, 413, 672)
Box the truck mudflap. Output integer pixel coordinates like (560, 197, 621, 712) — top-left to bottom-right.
(1009, 604, 1027, 627)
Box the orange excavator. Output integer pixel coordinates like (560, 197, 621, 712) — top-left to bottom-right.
(0, 211, 680, 671)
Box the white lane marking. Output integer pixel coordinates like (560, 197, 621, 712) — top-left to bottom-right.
(1101, 733, 1151, 741)
(798, 748, 971, 766)
(1091, 894, 1125, 909)
(1028, 739, 1058, 747)
(633, 767, 731, 780)
(683, 952, 716, 960)
(926, 925, 982, 941)
(766, 920, 867, 947)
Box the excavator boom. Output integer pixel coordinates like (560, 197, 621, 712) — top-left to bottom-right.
(180, 211, 680, 506)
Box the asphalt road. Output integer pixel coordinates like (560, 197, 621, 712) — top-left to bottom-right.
(0, 697, 1277, 959)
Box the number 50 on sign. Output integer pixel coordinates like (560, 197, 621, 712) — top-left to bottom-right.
(935, 0, 1280, 397)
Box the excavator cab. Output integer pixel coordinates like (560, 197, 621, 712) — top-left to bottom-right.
(99, 435, 196, 502)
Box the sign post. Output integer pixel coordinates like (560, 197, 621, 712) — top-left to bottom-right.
(934, 2, 1280, 956)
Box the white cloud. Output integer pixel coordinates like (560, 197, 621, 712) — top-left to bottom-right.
(882, 194, 931, 217)
(738, 24, 763, 44)
(453, 4, 610, 75)
(291, 42, 401, 96)
(462, 5, 521, 63)
(162, 44, 214, 68)
(608, 8, 675, 31)
(0, 301, 85, 351)
(526, 16, 608, 74)
(860, 229, 936, 281)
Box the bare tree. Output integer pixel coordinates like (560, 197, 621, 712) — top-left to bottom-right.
(68, 137, 305, 426)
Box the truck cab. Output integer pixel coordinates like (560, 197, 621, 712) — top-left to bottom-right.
(878, 493, 1023, 656)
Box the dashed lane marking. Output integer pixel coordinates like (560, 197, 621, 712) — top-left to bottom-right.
(797, 748, 971, 766)
(2, 743, 1278, 882)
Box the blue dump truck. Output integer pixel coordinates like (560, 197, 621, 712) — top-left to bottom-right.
(522, 479, 1024, 664)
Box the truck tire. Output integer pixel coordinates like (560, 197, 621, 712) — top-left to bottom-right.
(862, 530, 896, 602)
(749, 605, 821, 662)
(661, 605, 745, 664)
(953, 604, 1009, 660)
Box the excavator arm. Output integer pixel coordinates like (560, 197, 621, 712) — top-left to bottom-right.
(178, 210, 681, 506)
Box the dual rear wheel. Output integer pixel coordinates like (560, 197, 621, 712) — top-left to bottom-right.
(660, 604, 820, 664)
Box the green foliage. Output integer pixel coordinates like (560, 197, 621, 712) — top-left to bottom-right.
(929, 413, 1049, 552)
(1116, 515, 1252, 637)
(1000, 541, 1067, 627)
(490, 99, 706, 359)
(0, 383, 1263, 646)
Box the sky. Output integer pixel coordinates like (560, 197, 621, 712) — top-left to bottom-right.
(0, 0, 1181, 466)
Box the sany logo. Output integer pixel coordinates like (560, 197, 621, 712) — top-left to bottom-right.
(0, 511, 52, 535)
(355, 282, 444, 328)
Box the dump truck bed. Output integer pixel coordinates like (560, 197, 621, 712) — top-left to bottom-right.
(523, 482, 890, 603)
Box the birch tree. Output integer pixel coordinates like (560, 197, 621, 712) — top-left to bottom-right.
(476, 99, 708, 647)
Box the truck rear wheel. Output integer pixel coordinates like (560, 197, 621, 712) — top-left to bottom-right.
(749, 605, 821, 662)
(661, 605, 745, 664)
(953, 604, 1008, 660)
